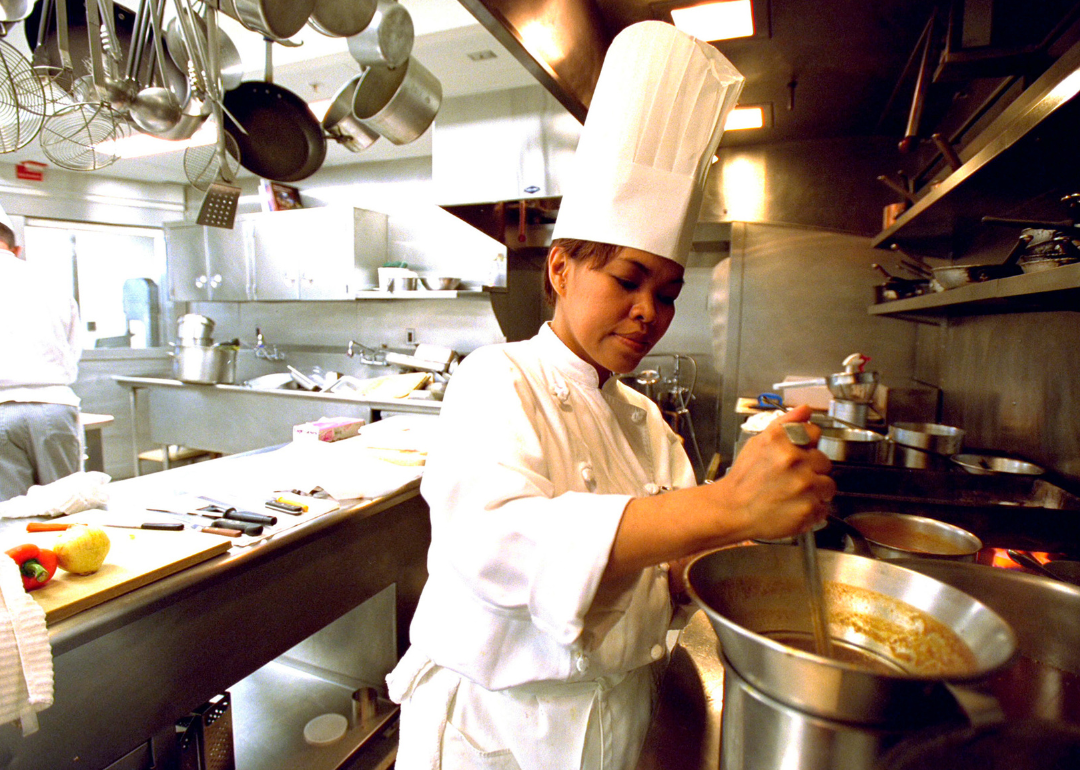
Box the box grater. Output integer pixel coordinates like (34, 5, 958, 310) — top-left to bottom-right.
(175, 693, 235, 770)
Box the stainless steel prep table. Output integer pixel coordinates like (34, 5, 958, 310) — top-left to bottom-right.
(0, 449, 432, 770)
(112, 375, 443, 474)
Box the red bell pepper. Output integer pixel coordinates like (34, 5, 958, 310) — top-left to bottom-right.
(6, 544, 58, 591)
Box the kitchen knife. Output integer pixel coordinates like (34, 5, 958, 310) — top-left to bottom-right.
(27, 521, 185, 532)
(147, 508, 266, 535)
(197, 505, 277, 526)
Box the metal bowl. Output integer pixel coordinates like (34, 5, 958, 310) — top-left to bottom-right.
(889, 422, 965, 455)
(686, 545, 1017, 725)
(951, 454, 1045, 476)
(420, 276, 461, 290)
(845, 513, 982, 561)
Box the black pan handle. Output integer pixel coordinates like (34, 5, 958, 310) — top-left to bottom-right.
(982, 216, 1079, 232)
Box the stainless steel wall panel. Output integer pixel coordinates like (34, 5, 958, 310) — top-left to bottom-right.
(938, 311, 1080, 480)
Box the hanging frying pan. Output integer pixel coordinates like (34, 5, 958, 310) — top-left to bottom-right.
(221, 41, 325, 182)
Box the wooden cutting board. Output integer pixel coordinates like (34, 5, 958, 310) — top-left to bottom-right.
(12, 512, 232, 624)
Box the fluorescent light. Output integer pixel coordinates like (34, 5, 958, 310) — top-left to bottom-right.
(97, 120, 217, 159)
(724, 105, 765, 131)
(671, 0, 755, 41)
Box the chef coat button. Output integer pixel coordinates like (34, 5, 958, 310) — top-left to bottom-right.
(650, 644, 665, 661)
(644, 482, 661, 496)
(576, 655, 590, 673)
(631, 409, 646, 424)
(580, 463, 595, 485)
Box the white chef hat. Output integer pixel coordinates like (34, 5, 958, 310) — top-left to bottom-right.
(551, 21, 744, 266)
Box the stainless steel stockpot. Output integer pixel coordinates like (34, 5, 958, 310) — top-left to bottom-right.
(352, 56, 441, 145)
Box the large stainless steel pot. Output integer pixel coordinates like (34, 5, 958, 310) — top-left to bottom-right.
(686, 544, 1017, 725)
(351, 56, 441, 145)
(171, 343, 236, 384)
(176, 313, 214, 345)
(345, 0, 413, 68)
(219, 0, 314, 40)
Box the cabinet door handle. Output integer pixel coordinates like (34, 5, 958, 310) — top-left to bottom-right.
(195, 275, 208, 288)
(210, 274, 223, 288)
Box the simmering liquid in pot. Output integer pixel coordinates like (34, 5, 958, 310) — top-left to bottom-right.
(853, 516, 976, 556)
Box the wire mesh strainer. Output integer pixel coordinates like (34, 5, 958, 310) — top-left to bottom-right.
(39, 98, 127, 171)
(183, 128, 239, 192)
(0, 38, 46, 152)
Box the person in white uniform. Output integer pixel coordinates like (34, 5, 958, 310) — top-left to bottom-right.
(0, 222, 84, 501)
(388, 21, 836, 770)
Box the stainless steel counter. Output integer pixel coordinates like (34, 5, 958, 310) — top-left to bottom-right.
(112, 375, 442, 469)
(0, 450, 431, 770)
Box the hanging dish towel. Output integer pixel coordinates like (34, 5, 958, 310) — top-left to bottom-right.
(0, 556, 53, 735)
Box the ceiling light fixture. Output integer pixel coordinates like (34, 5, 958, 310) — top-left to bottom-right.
(670, 0, 755, 41)
(724, 105, 766, 130)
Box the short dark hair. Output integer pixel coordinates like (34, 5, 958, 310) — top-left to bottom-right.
(543, 238, 623, 307)
(0, 223, 15, 251)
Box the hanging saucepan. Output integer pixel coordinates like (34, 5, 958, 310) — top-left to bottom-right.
(322, 74, 379, 152)
(352, 56, 441, 145)
(25, 0, 186, 100)
(346, 0, 413, 69)
(309, 0, 376, 38)
(218, 0, 314, 41)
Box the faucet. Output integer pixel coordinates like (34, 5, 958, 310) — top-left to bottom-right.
(346, 340, 389, 366)
(254, 327, 286, 362)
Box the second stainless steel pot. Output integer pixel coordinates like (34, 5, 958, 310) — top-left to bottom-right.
(686, 544, 1016, 725)
(172, 343, 236, 384)
(352, 56, 441, 145)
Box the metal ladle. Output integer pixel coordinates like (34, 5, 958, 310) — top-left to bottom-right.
(128, 0, 181, 133)
(778, 418, 834, 659)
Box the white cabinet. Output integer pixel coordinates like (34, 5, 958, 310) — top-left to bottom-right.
(165, 221, 251, 301)
(432, 85, 580, 206)
(250, 207, 387, 300)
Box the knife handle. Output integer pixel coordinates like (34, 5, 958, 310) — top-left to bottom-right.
(26, 522, 72, 531)
(142, 522, 185, 531)
(210, 519, 262, 536)
(224, 510, 277, 526)
(200, 526, 242, 537)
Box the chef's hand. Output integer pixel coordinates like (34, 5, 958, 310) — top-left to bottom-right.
(715, 405, 836, 542)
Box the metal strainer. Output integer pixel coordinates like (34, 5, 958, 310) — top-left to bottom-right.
(183, 127, 239, 192)
(39, 99, 127, 170)
(0, 38, 46, 151)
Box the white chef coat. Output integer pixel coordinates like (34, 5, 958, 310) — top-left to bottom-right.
(0, 249, 82, 407)
(389, 323, 696, 770)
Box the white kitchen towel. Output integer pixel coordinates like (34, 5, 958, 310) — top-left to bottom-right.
(0, 556, 53, 735)
(0, 470, 110, 519)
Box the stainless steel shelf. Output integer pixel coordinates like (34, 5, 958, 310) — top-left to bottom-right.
(868, 262, 1080, 316)
(353, 289, 488, 299)
(871, 38, 1080, 258)
(231, 658, 398, 770)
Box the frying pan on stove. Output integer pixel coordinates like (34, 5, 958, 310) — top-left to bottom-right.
(222, 79, 326, 183)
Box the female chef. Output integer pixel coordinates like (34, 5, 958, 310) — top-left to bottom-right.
(387, 21, 836, 770)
